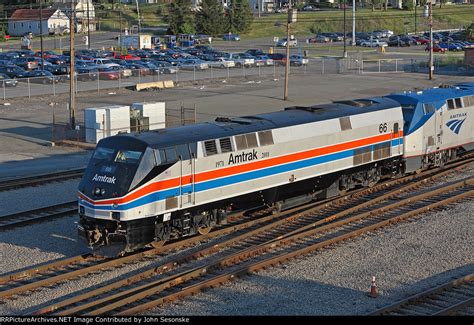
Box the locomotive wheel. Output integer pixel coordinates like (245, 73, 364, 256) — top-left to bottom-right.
(198, 226, 212, 235)
(151, 240, 166, 248)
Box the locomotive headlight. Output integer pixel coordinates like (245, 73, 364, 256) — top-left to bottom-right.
(95, 187, 101, 195)
(101, 189, 106, 195)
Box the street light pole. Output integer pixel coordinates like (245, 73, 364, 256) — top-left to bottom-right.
(86, 0, 91, 50)
(352, 0, 356, 45)
(429, 2, 433, 80)
(284, 1, 292, 101)
(39, 0, 44, 71)
(343, 1, 347, 57)
(69, 0, 76, 129)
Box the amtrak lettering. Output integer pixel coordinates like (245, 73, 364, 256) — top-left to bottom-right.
(450, 112, 467, 119)
(92, 174, 116, 184)
(228, 149, 258, 165)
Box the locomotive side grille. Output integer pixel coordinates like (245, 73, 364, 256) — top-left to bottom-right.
(166, 197, 178, 210)
(373, 142, 391, 160)
(258, 130, 274, 146)
(354, 147, 371, 165)
(235, 135, 248, 150)
(245, 133, 258, 148)
(204, 140, 218, 156)
(219, 138, 233, 153)
(339, 117, 352, 131)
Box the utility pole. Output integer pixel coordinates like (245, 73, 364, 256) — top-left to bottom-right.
(414, 2, 417, 35)
(343, 1, 347, 57)
(69, 0, 76, 129)
(284, 1, 294, 101)
(352, 0, 356, 45)
(135, 0, 141, 34)
(425, 2, 433, 80)
(39, 0, 44, 71)
(86, 0, 91, 50)
(119, 10, 123, 51)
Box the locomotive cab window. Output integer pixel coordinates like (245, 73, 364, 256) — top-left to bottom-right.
(164, 147, 178, 162)
(93, 147, 115, 161)
(114, 150, 142, 164)
(423, 103, 435, 114)
(177, 144, 191, 160)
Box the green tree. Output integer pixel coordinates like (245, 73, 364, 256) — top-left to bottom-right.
(402, 0, 414, 11)
(195, 0, 226, 36)
(166, 0, 195, 35)
(227, 0, 253, 33)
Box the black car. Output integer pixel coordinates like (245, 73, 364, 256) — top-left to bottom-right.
(76, 66, 98, 81)
(24, 70, 59, 84)
(0, 73, 18, 87)
(0, 65, 29, 78)
(246, 49, 265, 56)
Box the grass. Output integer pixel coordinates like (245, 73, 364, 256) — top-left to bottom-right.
(242, 5, 474, 39)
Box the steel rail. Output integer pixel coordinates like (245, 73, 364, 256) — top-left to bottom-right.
(114, 180, 474, 315)
(6, 157, 474, 308)
(0, 201, 78, 231)
(370, 274, 474, 316)
(48, 177, 474, 315)
(0, 169, 85, 192)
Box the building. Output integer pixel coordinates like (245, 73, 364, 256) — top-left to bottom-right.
(52, 0, 96, 33)
(465, 46, 474, 67)
(8, 9, 70, 36)
(249, 0, 275, 13)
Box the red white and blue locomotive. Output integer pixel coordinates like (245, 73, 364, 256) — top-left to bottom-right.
(78, 83, 474, 255)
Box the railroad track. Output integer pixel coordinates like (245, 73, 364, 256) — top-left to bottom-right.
(24, 168, 473, 315)
(0, 168, 84, 192)
(370, 274, 474, 315)
(0, 201, 78, 231)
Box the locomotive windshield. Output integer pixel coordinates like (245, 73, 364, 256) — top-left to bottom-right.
(92, 147, 142, 165)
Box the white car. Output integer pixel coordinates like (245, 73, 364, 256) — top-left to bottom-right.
(93, 58, 120, 69)
(276, 38, 298, 47)
(360, 39, 388, 47)
(209, 58, 235, 69)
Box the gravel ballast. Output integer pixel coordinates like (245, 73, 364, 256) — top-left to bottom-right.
(0, 170, 472, 315)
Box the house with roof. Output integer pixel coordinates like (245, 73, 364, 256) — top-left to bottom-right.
(52, 0, 96, 33)
(8, 9, 70, 36)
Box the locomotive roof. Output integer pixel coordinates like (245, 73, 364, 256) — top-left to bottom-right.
(387, 83, 474, 103)
(120, 97, 400, 149)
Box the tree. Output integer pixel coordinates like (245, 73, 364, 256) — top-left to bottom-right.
(166, 0, 195, 35)
(195, 0, 226, 36)
(402, 0, 414, 11)
(227, 0, 253, 33)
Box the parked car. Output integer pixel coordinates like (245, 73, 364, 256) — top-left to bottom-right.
(0, 73, 18, 87)
(246, 49, 265, 56)
(255, 55, 274, 66)
(223, 33, 240, 41)
(12, 57, 38, 70)
(268, 53, 287, 65)
(307, 35, 330, 43)
(152, 61, 179, 74)
(223, 53, 254, 68)
(289, 55, 309, 66)
(425, 44, 447, 53)
(75, 66, 98, 81)
(276, 37, 298, 47)
(208, 57, 235, 69)
(360, 39, 388, 47)
(0, 65, 29, 79)
(97, 67, 120, 80)
(24, 70, 59, 84)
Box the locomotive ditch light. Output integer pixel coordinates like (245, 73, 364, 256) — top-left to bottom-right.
(112, 212, 120, 220)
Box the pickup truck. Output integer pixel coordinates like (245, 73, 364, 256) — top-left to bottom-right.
(360, 39, 388, 47)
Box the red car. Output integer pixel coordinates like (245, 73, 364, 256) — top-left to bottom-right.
(98, 67, 120, 80)
(413, 36, 430, 45)
(425, 44, 446, 53)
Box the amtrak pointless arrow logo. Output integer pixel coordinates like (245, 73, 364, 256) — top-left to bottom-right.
(446, 118, 466, 135)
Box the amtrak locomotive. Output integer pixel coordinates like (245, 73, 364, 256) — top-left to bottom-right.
(78, 83, 474, 255)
